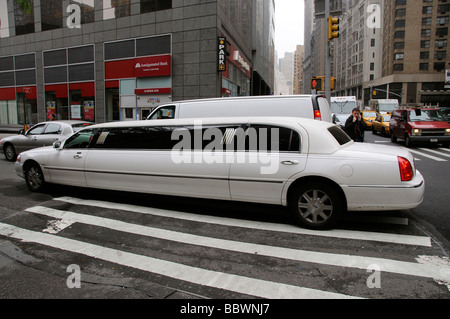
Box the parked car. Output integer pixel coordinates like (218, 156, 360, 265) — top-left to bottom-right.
(1, 121, 92, 161)
(389, 108, 450, 147)
(146, 95, 333, 123)
(372, 114, 391, 136)
(14, 117, 424, 230)
(361, 111, 379, 130)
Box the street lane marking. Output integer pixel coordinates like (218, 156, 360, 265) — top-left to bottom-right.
(439, 148, 450, 153)
(407, 149, 447, 162)
(23, 206, 448, 283)
(55, 196, 432, 247)
(418, 148, 450, 158)
(0, 222, 360, 299)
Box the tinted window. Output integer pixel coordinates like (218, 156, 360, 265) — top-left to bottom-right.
(15, 69, 36, 86)
(93, 127, 176, 150)
(68, 63, 95, 82)
(44, 66, 68, 83)
(64, 129, 96, 149)
(104, 40, 135, 60)
(246, 125, 301, 152)
(0, 72, 15, 87)
(136, 35, 171, 57)
(44, 49, 67, 67)
(68, 46, 94, 64)
(328, 126, 352, 145)
(14, 54, 35, 70)
(27, 124, 46, 135)
(0, 57, 14, 71)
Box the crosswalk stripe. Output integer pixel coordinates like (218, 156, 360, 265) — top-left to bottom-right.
(419, 148, 450, 158)
(439, 148, 450, 153)
(23, 206, 450, 283)
(0, 222, 360, 299)
(54, 196, 432, 247)
(407, 149, 447, 162)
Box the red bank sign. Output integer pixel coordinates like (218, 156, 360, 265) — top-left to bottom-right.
(134, 55, 171, 77)
(105, 54, 171, 80)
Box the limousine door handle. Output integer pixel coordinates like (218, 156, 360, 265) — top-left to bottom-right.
(73, 153, 83, 159)
(281, 160, 299, 165)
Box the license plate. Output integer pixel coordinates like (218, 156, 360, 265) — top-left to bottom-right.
(430, 139, 438, 142)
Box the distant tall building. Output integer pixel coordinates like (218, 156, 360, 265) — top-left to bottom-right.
(334, 0, 383, 102)
(376, 0, 450, 105)
(275, 52, 294, 95)
(293, 45, 304, 94)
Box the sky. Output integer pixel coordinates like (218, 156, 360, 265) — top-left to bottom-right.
(275, 0, 305, 55)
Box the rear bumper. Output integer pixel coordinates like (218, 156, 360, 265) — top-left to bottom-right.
(343, 171, 425, 211)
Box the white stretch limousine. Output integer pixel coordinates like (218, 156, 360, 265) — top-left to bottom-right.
(15, 117, 425, 229)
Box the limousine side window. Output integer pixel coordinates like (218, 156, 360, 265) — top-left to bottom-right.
(93, 126, 177, 149)
(148, 106, 175, 120)
(245, 125, 301, 152)
(64, 129, 97, 149)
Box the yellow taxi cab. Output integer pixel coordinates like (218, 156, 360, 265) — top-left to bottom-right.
(361, 111, 379, 129)
(372, 113, 392, 136)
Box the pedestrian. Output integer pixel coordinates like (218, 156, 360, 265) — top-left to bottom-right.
(345, 108, 366, 142)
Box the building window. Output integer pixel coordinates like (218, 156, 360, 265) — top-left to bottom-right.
(436, 27, 448, 37)
(395, 20, 406, 28)
(104, 0, 131, 20)
(421, 29, 431, 37)
(420, 51, 430, 59)
(394, 53, 404, 60)
(422, 6, 432, 15)
(393, 63, 404, 71)
(14, 0, 35, 35)
(436, 16, 449, 25)
(394, 31, 405, 38)
(41, 0, 64, 31)
(394, 42, 405, 49)
(435, 39, 448, 48)
(141, 0, 172, 13)
(422, 17, 432, 26)
(435, 50, 447, 60)
(434, 62, 446, 71)
(396, 9, 406, 17)
(421, 40, 430, 48)
(396, 0, 407, 5)
(419, 63, 429, 70)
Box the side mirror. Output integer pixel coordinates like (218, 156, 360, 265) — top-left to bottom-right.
(19, 129, 25, 135)
(53, 141, 62, 149)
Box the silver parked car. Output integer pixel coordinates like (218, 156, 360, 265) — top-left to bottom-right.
(1, 121, 92, 161)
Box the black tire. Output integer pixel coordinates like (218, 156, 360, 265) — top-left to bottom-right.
(405, 135, 413, 148)
(289, 181, 344, 230)
(24, 162, 46, 192)
(390, 133, 397, 143)
(4, 144, 16, 162)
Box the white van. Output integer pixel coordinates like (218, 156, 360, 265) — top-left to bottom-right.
(146, 95, 332, 123)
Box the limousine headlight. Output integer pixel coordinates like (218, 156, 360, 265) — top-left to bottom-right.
(412, 129, 421, 136)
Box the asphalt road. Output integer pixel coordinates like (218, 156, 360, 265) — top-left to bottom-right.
(0, 132, 449, 302)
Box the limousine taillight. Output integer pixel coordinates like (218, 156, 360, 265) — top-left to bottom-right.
(398, 156, 414, 181)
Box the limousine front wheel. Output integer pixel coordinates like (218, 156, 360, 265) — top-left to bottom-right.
(25, 163, 45, 192)
(289, 182, 343, 230)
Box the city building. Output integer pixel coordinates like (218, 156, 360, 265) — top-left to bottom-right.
(293, 44, 304, 94)
(372, 0, 450, 106)
(0, 0, 274, 129)
(334, 0, 383, 103)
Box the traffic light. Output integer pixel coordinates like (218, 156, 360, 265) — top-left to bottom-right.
(328, 16, 340, 42)
(311, 77, 323, 91)
(331, 77, 336, 91)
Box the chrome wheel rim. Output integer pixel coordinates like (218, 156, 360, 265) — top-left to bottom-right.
(5, 145, 15, 161)
(297, 189, 333, 224)
(27, 166, 42, 190)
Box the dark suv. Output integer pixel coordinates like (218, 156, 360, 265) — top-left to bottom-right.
(389, 108, 450, 147)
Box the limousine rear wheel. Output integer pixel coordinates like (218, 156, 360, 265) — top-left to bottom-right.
(289, 181, 343, 230)
(24, 163, 45, 192)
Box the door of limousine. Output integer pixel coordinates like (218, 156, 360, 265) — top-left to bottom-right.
(46, 130, 94, 187)
(229, 124, 307, 205)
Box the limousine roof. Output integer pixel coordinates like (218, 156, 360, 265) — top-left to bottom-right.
(86, 117, 347, 154)
(88, 116, 331, 130)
